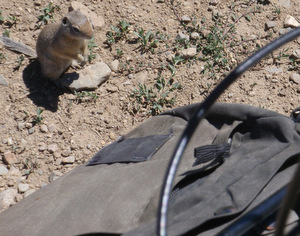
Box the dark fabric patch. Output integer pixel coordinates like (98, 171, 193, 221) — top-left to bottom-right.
(87, 134, 172, 165)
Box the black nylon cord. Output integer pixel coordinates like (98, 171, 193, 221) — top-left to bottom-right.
(157, 27, 300, 236)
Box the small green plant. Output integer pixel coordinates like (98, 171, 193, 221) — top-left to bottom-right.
(8, 14, 18, 26)
(74, 91, 98, 103)
(134, 28, 158, 53)
(13, 55, 25, 71)
(115, 48, 124, 59)
(0, 10, 4, 23)
(36, 3, 59, 28)
(130, 74, 182, 115)
(87, 37, 98, 62)
(2, 29, 10, 37)
(106, 20, 130, 46)
(273, 7, 281, 15)
(32, 108, 44, 125)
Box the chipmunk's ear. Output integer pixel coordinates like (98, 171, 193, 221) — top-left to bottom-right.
(68, 6, 75, 12)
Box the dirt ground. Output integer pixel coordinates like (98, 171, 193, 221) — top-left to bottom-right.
(0, 0, 299, 210)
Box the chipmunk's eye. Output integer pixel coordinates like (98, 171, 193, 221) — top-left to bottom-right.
(72, 26, 80, 33)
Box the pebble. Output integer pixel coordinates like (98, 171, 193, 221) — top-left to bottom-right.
(38, 142, 47, 152)
(291, 49, 300, 59)
(47, 144, 58, 154)
(210, 0, 219, 6)
(181, 48, 197, 58)
(0, 74, 9, 87)
(0, 164, 8, 175)
(61, 62, 111, 91)
(265, 21, 277, 29)
(177, 32, 190, 41)
(28, 127, 35, 134)
(17, 122, 25, 130)
(128, 74, 134, 79)
(191, 32, 200, 40)
(18, 183, 29, 193)
(290, 73, 300, 84)
(40, 124, 48, 133)
(181, 15, 191, 23)
(7, 138, 13, 146)
(48, 124, 57, 133)
(62, 155, 75, 164)
(17, 138, 27, 153)
(109, 60, 119, 72)
(265, 67, 283, 74)
(0, 189, 17, 211)
(3, 151, 18, 165)
(24, 189, 35, 197)
(284, 15, 300, 28)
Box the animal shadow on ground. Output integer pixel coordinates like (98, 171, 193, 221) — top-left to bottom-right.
(22, 60, 79, 112)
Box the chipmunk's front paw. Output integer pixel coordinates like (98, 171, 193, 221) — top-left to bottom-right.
(71, 60, 82, 69)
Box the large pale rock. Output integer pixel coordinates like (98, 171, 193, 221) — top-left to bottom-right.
(61, 62, 111, 91)
(284, 15, 300, 28)
(0, 189, 17, 211)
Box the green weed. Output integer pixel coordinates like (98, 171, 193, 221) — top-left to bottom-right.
(32, 108, 44, 125)
(0, 10, 4, 23)
(36, 3, 60, 28)
(74, 91, 98, 103)
(88, 37, 98, 62)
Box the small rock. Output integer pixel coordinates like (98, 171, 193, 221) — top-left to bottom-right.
(290, 73, 300, 84)
(128, 74, 134, 79)
(181, 15, 191, 23)
(0, 164, 8, 175)
(210, 0, 218, 6)
(0, 74, 9, 87)
(0, 189, 17, 211)
(109, 60, 119, 72)
(7, 138, 13, 146)
(177, 32, 190, 41)
(47, 144, 58, 154)
(24, 189, 35, 198)
(265, 67, 283, 74)
(106, 85, 118, 93)
(28, 127, 35, 134)
(109, 132, 116, 140)
(284, 15, 300, 28)
(3, 152, 18, 165)
(40, 124, 48, 133)
(15, 193, 23, 202)
(17, 138, 27, 153)
(265, 21, 277, 29)
(48, 124, 57, 133)
(181, 48, 197, 58)
(62, 155, 75, 164)
(38, 142, 47, 152)
(191, 32, 200, 40)
(18, 183, 29, 193)
(61, 62, 111, 91)
(17, 122, 25, 131)
(291, 49, 300, 59)
(34, 0, 42, 6)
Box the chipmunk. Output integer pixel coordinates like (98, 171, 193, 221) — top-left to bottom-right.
(0, 6, 94, 81)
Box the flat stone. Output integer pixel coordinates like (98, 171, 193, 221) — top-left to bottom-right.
(18, 183, 29, 193)
(181, 48, 197, 58)
(48, 124, 57, 133)
(71, 1, 105, 29)
(0, 189, 17, 211)
(176, 32, 190, 41)
(265, 67, 283, 74)
(62, 155, 75, 164)
(191, 32, 200, 40)
(290, 73, 300, 84)
(17, 122, 25, 130)
(265, 21, 277, 29)
(47, 144, 58, 154)
(0, 74, 8, 87)
(109, 60, 119, 72)
(0, 164, 8, 175)
(61, 62, 111, 91)
(3, 152, 18, 165)
(181, 15, 191, 23)
(209, 0, 219, 6)
(284, 15, 300, 28)
(291, 49, 300, 59)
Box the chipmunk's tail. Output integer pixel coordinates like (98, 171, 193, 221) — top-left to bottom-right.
(0, 37, 37, 58)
